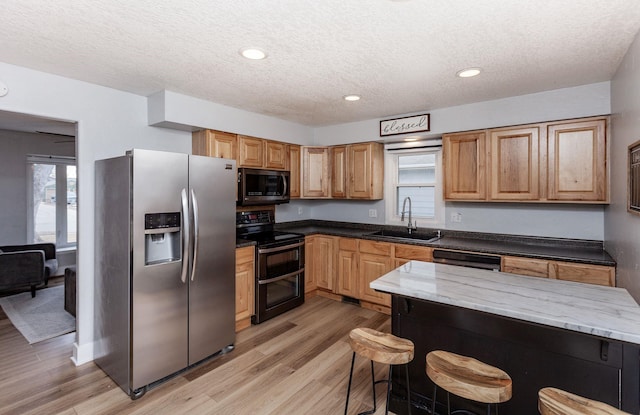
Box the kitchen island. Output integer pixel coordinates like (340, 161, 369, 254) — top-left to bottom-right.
(371, 261, 640, 414)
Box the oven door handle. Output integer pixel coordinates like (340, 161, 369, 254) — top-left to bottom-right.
(258, 269, 305, 285)
(258, 241, 304, 254)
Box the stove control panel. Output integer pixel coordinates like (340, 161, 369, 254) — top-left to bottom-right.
(236, 210, 274, 227)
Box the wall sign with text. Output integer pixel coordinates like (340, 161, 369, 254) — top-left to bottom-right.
(380, 113, 430, 137)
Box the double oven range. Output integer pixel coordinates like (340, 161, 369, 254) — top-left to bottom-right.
(236, 210, 305, 324)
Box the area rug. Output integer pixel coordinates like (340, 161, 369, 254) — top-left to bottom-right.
(0, 285, 75, 344)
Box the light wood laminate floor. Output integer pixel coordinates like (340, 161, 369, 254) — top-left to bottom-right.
(0, 294, 395, 415)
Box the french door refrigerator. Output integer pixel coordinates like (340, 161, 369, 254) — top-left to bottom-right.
(94, 149, 236, 399)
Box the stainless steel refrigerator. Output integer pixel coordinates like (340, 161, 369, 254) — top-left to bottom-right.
(94, 149, 236, 399)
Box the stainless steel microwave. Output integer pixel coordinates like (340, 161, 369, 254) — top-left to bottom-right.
(237, 168, 290, 206)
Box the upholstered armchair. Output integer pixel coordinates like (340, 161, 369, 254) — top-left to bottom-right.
(1, 243, 58, 284)
(0, 243, 58, 297)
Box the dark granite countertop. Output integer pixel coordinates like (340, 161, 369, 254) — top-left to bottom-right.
(274, 220, 615, 267)
(235, 239, 256, 249)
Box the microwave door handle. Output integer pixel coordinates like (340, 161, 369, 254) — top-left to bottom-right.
(281, 175, 287, 196)
(190, 188, 199, 281)
(180, 188, 189, 284)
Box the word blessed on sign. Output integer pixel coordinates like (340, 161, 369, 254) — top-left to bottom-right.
(380, 113, 430, 137)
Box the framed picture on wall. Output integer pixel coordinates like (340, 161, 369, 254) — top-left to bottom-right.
(628, 140, 640, 215)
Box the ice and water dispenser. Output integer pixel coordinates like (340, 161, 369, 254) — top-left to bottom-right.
(144, 212, 181, 265)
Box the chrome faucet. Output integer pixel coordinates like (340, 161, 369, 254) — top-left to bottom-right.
(401, 196, 418, 234)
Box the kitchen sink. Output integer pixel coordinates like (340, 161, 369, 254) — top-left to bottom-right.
(367, 229, 441, 243)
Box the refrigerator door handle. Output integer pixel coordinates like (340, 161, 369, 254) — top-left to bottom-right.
(180, 188, 189, 283)
(190, 188, 199, 281)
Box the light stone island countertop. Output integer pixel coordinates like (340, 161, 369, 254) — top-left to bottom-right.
(370, 260, 640, 345)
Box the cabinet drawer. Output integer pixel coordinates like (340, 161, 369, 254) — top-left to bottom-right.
(236, 246, 255, 264)
(339, 237, 358, 251)
(550, 262, 615, 287)
(502, 256, 549, 278)
(359, 239, 392, 256)
(394, 244, 433, 262)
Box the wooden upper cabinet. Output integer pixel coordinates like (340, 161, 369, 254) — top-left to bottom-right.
(348, 142, 384, 199)
(443, 131, 487, 200)
(192, 130, 237, 160)
(238, 135, 264, 168)
(331, 146, 348, 199)
(444, 117, 608, 204)
(289, 144, 301, 198)
(302, 147, 330, 198)
(265, 140, 288, 170)
(489, 127, 540, 200)
(547, 119, 607, 202)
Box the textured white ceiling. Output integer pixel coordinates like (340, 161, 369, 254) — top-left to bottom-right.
(1, 0, 640, 127)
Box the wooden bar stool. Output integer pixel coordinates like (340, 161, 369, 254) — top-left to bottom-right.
(344, 327, 414, 415)
(538, 387, 631, 415)
(426, 350, 512, 415)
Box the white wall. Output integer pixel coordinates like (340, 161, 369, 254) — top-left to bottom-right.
(0, 129, 75, 245)
(314, 82, 611, 145)
(607, 30, 640, 302)
(445, 203, 604, 240)
(148, 90, 314, 145)
(307, 83, 611, 240)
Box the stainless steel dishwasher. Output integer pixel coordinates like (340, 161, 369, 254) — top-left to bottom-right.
(432, 249, 501, 271)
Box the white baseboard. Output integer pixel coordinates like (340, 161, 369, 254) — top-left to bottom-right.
(71, 340, 94, 366)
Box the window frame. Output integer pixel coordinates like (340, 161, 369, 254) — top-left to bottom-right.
(27, 154, 77, 249)
(384, 147, 445, 227)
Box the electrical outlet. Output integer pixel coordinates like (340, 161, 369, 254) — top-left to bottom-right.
(368, 209, 377, 218)
(298, 207, 303, 215)
(451, 212, 462, 223)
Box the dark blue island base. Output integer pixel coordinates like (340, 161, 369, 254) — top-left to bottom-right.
(388, 295, 640, 415)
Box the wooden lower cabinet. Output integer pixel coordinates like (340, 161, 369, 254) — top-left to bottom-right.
(502, 255, 615, 287)
(304, 236, 318, 294)
(235, 246, 255, 332)
(502, 256, 549, 278)
(307, 236, 615, 315)
(549, 261, 615, 287)
(358, 252, 393, 307)
(305, 235, 337, 296)
(358, 240, 394, 308)
(394, 243, 433, 267)
(312, 235, 336, 290)
(336, 238, 359, 298)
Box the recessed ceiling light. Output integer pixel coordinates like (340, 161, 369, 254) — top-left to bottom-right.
(456, 67, 482, 78)
(343, 95, 361, 101)
(240, 47, 267, 60)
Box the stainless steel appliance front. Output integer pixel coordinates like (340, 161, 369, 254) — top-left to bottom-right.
(255, 240, 305, 323)
(237, 168, 290, 206)
(94, 149, 236, 399)
(236, 209, 305, 324)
